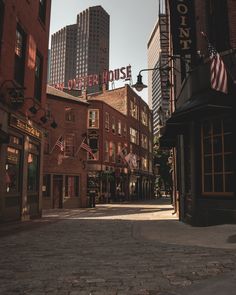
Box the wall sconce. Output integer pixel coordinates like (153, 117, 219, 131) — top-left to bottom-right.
(29, 104, 38, 114)
(50, 117, 57, 129)
(0, 79, 25, 108)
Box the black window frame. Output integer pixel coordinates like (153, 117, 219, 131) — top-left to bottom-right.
(14, 23, 26, 86)
(39, 0, 47, 24)
(34, 49, 43, 101)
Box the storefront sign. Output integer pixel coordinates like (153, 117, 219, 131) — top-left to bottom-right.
(53, 65, 132, 91)
(10, 115, 42, 140)
(169, 0, 196, 55)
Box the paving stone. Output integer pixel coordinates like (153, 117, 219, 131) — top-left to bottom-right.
(0, 201, 236, 294)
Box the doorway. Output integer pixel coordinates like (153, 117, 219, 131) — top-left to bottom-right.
(53, 175, 63, 208)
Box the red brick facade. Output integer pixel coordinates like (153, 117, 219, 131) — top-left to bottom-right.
(86, 85, 154, 201)
(0, 0, 51, 221)
(43, 86, 89, 209)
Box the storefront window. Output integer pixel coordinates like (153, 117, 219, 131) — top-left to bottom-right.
(65, 176, 79, 197)
(6, 147, 21, 193)
(43, 174, 51, 197)
(27, 142, 39, 192)
(201, 118, 233, 195)
(27, 153, 38, 192)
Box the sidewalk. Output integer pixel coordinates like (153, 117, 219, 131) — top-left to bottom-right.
(134, 198, 236, 249)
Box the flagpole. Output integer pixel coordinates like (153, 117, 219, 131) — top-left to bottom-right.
(75, 137, 86, 157)
(50, 134, 62, 154)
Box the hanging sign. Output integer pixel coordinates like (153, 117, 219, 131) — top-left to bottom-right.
(169, 0, 196, 55)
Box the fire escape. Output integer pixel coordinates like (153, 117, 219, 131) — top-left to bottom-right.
(158, 12, 170, 126)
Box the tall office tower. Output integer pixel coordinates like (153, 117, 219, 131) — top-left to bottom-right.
(50, 24, 77, 87)
(147, 13, 169, 137)
(76, 6, 110, 93)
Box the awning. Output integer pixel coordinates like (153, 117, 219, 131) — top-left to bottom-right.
(169, 89, 232, 124)
(159, 89, 233, 148)
(0, 129, 10, 144)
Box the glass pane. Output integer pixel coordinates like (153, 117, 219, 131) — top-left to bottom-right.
(213, 120, 222, 134)
(213, 136, 222, 153)
(204, 156, 212, 173)
(43, 174, 51, 197)
(224, 134, 233, 153)
(203, 138, 212, 154)
(202, 121, 211, 136)
(223, 118, 232, 133)
(204, 175, 212, 192)
(225, 174, 233, 192)
(27, 153, 38, 191)
(214, 174, 223, 192)
(6, 147, 21, 193)
(214, 155, 223, 172)
(224, 153, 233, 172)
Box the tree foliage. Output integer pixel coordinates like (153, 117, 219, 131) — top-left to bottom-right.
(153, 137, 172, 194)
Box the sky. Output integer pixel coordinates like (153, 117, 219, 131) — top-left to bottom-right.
(49, 0, 159, 103)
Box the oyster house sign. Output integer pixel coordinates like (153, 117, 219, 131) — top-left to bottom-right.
(53, 65, 132, 91)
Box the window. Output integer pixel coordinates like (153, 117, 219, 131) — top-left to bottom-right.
(34, 50, 43, 101)
(141, 156, 148, 171)
(39, 0, 47, 24)
(27, 143, 39, 192)
(65, 176, 79, 197)
(123, 123, 127, 137)
(201, 118, 233, 195)
(105, 112, 109, 131)
(110, 142, 115, 163)
(118, 120, 122, 136)
(130, 127, 138, 145)
(117, 142, 122, 163)
(65, 107, 75, 122)
(88, 109, 99, 128)
(104, 140, 109, 162)
(6, 147, 21, 193)
(43, 174, 51, 197)
(14, 24, 26, 85)
(141, 109, 148, 126)
(111, 117, 116, 134)
(65, 134, 75, 157)
(130, 99, 138, 119)
(141, 134, 148, 149)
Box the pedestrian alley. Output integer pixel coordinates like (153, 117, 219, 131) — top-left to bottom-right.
(1, 199, 236, 295)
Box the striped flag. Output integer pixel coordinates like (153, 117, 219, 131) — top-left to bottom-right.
(81, 141, 95, 159)
(208, 43, 228, 94)
(55, 136, 64, 151)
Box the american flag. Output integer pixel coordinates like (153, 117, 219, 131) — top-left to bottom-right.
(81, 141, 95, 158)
(55, 136, 64, 151)
(208, 43, 228, 94)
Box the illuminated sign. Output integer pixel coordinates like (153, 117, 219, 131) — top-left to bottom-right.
(169, 0, 196, 55)
(53, 65, 132, 91)
(10, 115, 42, 140)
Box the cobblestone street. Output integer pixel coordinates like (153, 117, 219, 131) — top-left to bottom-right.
(1, 199, 236, 295)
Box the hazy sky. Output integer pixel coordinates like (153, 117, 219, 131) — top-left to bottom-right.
(49, 0, 159, 102)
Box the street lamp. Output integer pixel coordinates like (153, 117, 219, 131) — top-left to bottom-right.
(132, 65, 180, 92)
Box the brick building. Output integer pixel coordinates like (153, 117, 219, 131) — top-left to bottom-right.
(0, 0, 51, 221)
(160, 0, 236, 225)
(86, 85, 154, 201)
(42, 86, 89, 209)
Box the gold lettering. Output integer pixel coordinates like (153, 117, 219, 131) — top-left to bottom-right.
(180, 39, 192, 50)
(179, 27, 190, 38)
(177, 3, 188, 14)
(180, 15, 187, 26)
